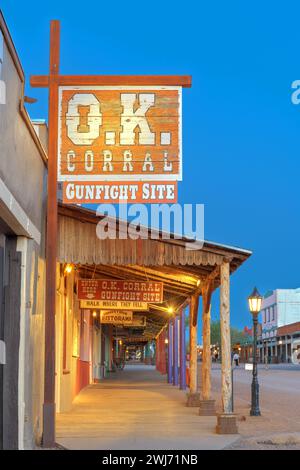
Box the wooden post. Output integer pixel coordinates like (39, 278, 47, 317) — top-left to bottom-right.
(168, 322, 173, 383)
(43, 20, 60, 448)
(216, 259, 238, 434)
(199, 283, 216, 415)
(172, 317, 179, 386)
(187, 294, 200, 406)
(179, 308, 186, 390)
(161, 329, 167, 375)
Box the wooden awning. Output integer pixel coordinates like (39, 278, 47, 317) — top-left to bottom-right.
(58, 203, 252, 343)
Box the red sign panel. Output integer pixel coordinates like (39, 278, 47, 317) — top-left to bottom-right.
(77, 279, 164, 303)
(63, 181, 177, 204)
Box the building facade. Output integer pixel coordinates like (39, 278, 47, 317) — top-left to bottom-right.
(0, 11, 48, 449)
(258, 288, 300, 362)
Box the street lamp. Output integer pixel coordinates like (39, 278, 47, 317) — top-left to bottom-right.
(248, 287, 262, 416)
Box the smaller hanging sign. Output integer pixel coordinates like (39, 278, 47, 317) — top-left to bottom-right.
(100, 310, 133, 325)
(80, 299, 149, 311)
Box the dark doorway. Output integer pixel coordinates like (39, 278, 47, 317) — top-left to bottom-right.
(0, 236, 22, 449)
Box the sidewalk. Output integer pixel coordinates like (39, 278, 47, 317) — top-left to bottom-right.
(56, 364, 239, 450)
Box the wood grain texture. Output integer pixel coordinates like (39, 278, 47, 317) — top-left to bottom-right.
(43, 19, 60, 448)
(57, 213, 225, 267)
(220, 260, 232, 414)
(30, 75, 192, 88)
(189, 294, 199, 394)
(202, 284, 212, 401)
(58, 88, 181, 182)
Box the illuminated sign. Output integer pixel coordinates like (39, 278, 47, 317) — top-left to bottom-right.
(80, 300, 149, 311)
(100, 310, 133, 325)
(78, 279, 163, 303)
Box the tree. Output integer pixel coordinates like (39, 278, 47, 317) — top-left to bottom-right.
(210, 320, 245, 348)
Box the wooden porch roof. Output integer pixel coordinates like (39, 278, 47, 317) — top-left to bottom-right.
(58, 203, 252, 343)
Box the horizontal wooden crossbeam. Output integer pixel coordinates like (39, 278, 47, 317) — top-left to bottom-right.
(30, 74, 192, 88)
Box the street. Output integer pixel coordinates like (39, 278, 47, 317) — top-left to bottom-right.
(205, 363, 300, 449)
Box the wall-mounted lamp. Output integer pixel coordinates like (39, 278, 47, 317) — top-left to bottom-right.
(64, 263, 73, 275)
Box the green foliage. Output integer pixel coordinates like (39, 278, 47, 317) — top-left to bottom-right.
(210, 320, 245, 348)
(210, 320, 221, 346)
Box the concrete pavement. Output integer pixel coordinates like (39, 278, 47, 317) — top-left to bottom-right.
(56, 364, 239, 450)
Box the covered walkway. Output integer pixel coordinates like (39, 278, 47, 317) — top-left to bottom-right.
(56, 365, 239, 450)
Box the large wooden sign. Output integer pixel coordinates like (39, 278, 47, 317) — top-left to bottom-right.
(100, 310, 133, 325)
(58, 86, 182, 203)
(78, 279, 163, 303)
(80, 299, 148, 311)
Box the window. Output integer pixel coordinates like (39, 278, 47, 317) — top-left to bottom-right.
(267, 308, 270, 322)
(272, 306, 275, 321)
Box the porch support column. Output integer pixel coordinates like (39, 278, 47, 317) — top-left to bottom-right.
(187, 293, 201, 406)
(199, 282, 216, 416)
(160, 334, 164, 372)
(216, 259, 238, 434)
(180, 308, 186, 390)
(156, 336, 160, 372)
(168, 322, 173, 383)
(173, 316, 179, 386)
(160, 330, 167, 374)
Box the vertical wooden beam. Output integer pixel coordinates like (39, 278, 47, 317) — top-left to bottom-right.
(187, 294, 200, 406)
(199, 283, 216, 415)
(220, 260, 232, 413)
(202, 285, 212, 400)
(168, 322, 173, 384)
(216, 259, 238, 433)
(172, 317, 179, 386)
(179, 308, 186, 390)
(43, 20, 60, 448)
(161, 329, 167, 375)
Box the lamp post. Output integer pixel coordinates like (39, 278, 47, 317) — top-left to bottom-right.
(248, 287, 262, 416)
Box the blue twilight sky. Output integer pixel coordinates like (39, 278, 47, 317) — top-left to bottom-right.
(2, 0, 300, 332)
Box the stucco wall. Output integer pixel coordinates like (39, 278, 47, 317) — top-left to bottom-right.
(0, 35, 46, 231)
(0, 19, 47, 449)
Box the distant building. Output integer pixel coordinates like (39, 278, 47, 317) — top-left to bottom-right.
(258, 289, 300, 362)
